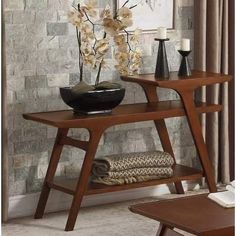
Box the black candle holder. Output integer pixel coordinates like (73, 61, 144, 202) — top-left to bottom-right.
(178, 50, 192, 76)
(154, 38, 170, 79)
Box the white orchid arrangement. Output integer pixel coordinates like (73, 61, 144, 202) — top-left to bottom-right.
(68, 0, 142, 89)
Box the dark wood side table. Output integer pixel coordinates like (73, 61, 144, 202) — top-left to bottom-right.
(23, 71, 231, 231)
(130, 194, 235, 236)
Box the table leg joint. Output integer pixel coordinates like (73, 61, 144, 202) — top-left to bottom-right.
(60, 136, 89, 151)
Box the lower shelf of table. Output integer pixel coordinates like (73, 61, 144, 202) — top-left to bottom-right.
(47, 165, 203, 196)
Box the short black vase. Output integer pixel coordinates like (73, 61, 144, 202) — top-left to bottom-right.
(60, 87, 125, 115)
(154, 38, 170, 79)
(178, 50, 192, 76)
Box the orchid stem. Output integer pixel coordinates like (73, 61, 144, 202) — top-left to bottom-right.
(76, 3, 83, 82)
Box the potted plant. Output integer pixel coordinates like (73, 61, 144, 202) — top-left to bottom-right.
(60, 0, 142, 114)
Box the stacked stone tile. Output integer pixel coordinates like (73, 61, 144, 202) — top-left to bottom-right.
(4, 0, 196, 196)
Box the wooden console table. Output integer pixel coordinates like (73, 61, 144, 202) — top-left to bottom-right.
(23, 71, 231, 231)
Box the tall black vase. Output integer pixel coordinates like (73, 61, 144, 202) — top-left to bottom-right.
(154, 38, 170, 79)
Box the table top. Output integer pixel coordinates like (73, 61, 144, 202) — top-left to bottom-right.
(130, 194, 234, 236)
(121, 71, 232, 90)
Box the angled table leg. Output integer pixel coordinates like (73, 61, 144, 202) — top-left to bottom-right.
(156, 224, 183, 236)
(141, 84, 184, 194)
(35, 128, 69, 219)
(65, 128, 104, 231)
(177, 90, 217, 193)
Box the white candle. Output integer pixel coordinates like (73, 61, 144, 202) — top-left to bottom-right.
(181, 38, 191, 51)
(157, 27, 167, 39)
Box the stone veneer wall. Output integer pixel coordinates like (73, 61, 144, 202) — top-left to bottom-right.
(5, 0, 197, 197)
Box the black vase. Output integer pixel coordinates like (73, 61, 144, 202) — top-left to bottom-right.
(154, 38, 170, 79)
(60, 87, 125, 115)
(178, 50, 192, 76)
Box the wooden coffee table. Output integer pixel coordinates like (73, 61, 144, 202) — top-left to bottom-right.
(130, 194, 235, 236)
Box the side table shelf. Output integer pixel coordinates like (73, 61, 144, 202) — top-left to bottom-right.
(48, 165, 203, 196)
(23, 70, 232, 231)
(23, 100, 222, 129)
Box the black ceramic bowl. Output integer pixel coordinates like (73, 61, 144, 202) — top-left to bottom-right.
(60, 87, 125, 115)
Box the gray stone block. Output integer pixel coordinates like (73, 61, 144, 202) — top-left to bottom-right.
(5, 24, 26, 38)
(37, 162, 66, 179)
(7, 103, 25, 116)
(47, 98, 68, 111)
(13, 138, 54, 155)
(7, 91, 15, 104)
(166, 41, 181, 71)
(7, 77, 25, 92)
(9, 180, 26, 196)
(174, 146, 196, 166)
(12, 114, 44, 130)
(134, 89, 146, 104)
(60, 146, 72, 162)
(8, 142, 15, 156)
(57, 10, 69, 22)
(47, 0, 70, 10)
(36, 62, 60, 75)
(9, 129, 22, 143)
(68, 23, 77, 36)
(69, 73, 81, 85)
(5, 0, 25, 10)
(58, 60, 78, 74)
(13, 11, 36, 24)
(111, 123, 136, 132)
(47, 23, 68, 36)
(22, 127, 47, 142)
(104, 130, 127, 144)
(96, 144, 114, 157)
(12, 35, 38, 51)
(141, 56, 156, 68)
(26, 24, 47, 37)
(25, 75, 47, 89)
(7, 48, 36, 64)
(35, 10, 57, 23)
(26, 178, 43, 193)
(68, 48, 80, 61)
(59, 35, 78, 48)
(25, 0, 47, 10)
(13, 152, 48, 168)
(47, 126, 57, 139)
(15, 166, 37, 181)
(37, 36, 59, 49)
(71, 148, 86, 160)
(4, 11, 13, 24)
(65, 162, 82, 178)
(15, 89, 59, 104)
(69, 128, 89, 137)
(47, 73, 69, 87)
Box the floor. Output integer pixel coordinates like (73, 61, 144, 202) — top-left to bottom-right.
(3, 191, 207, 236)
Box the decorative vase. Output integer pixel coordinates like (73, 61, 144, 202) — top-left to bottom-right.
(60, 87, 125, 115)
(178, 50, 192, 76)
(154, 38, 170, 79)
